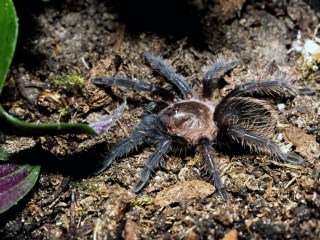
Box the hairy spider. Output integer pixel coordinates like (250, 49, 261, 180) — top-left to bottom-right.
(92, 53, 304, 201)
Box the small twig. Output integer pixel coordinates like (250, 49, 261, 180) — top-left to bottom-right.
(312, 23, 320, 40)
(81, 57, 90, 70)
(93, 218, 102, 240)
(70, 190, 76, 234)
(267, 160, 304, 169)
(113, 24, 126, 53)
(284, 176, 297, 189)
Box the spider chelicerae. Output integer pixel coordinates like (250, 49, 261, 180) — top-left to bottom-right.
(92, 52, 304, 201)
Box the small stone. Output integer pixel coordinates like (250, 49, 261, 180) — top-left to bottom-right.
(277, 103, 286, 112)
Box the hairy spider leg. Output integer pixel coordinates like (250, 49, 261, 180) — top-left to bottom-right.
(202, 58, 239, 100)
(132, 138, 172, 193)
(93, 130, 148, 175)
(228, 127, 304, 164)
(92, 77, 177, 102)
(215, 80, 301, 121)
(144, 52, 194, 99)
(199, 138, 229, 201)
(224, 80, 299, 99)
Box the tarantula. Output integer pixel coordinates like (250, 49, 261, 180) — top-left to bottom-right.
(92, 53, 304, 201)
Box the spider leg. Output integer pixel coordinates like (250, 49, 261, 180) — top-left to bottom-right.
(132, 138, 171, 193)
(224, 80, 299, 99)
(93, 130, 147, 175)
(92, 77, 177, 102)
(144, 52, 194, 99)
(228, 126, 303, 164)
(144, 101, 169, 114)
(199, 138, 229, 202)
(202, 57, 239, 100)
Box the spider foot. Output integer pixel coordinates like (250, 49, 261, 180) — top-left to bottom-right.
(282, 153, 304, 165)
(217, 187, 230, 202)
(93, 156, 114, 175)
(132, 139, 171, 193)
(132, 178, 149, 193)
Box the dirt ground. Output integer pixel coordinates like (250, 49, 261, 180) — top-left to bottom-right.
(0, 0, 320, 239)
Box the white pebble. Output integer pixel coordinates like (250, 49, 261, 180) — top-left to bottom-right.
(155, 176, 161, 181)
(277, 103, 286, 112)
(312, 64, 319, 71)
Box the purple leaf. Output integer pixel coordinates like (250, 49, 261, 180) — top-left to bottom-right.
(0, 163, 40, 214)
(89, 100, 127, 135)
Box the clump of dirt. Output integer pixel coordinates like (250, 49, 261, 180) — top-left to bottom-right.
(0, 0, 320, 239)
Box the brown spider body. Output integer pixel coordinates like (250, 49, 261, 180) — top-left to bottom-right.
(160, 99, 217, 145)
(92, 52, 306, 201)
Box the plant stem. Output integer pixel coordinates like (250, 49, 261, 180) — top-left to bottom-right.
(0, 105, 97, 136)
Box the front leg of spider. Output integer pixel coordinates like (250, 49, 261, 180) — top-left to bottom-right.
(199, 138, 229, 202)
(93, 129, 147, 175)
(92, 76, 177, 101)
(144, 52, 194, 99)
(202, 56, 240, 100)
(133, 138, 172, 193)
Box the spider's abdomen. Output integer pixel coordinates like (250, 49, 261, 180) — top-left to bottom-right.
(160, 100, 217, 144)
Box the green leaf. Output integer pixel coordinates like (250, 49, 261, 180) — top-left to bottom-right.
(0, 163, 40, 214)
(0, 148, 12, 161)
(0, 0, 18, 95)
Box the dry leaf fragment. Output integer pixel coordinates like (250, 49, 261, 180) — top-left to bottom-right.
(222, 229, 238, 240)
(284, 126, 320, 161)
(154, 180, 215, 206)
(124, 219, 140, 240)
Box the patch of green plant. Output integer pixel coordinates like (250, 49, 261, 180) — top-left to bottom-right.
(0, 164, 40, 214)
(70, 181, 99, 192)
(0, 0, 17, 95)
(131, 197, 154, 206)
(0, 148, 12, 161)
(52, 73, 85, 87)
(58, 107, 69, 118)
(297, 55, 319, 86)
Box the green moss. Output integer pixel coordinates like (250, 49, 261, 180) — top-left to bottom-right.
(296, 53, 320, 86)
(51, 74, 85, 87)
(131, 197, 154, 206)
(70, 181, 98, 192)
(58, 108, 69, 118)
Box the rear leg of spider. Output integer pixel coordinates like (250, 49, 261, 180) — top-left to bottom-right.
(93, 130, 147, 175)
(223, 80, 300, 99)
(228, 126, 303, 164)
